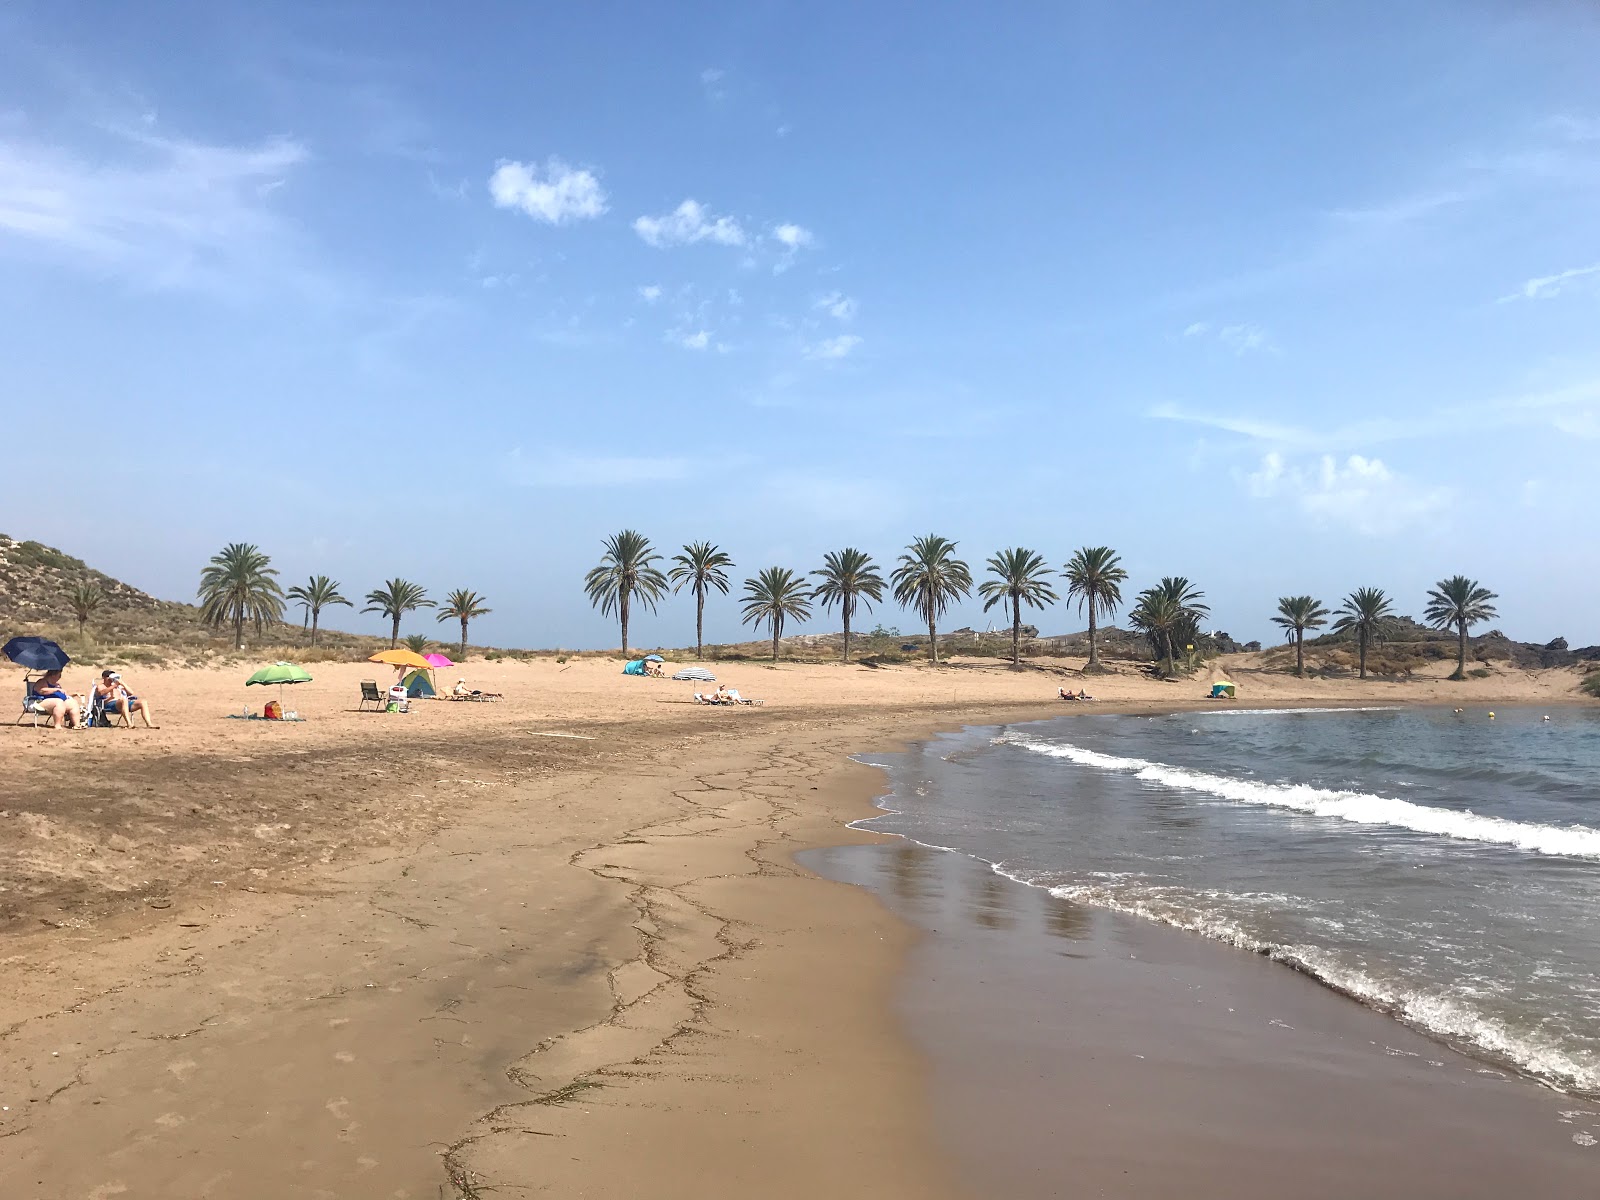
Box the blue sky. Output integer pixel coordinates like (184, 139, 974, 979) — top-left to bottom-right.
(5, 1, 1600, 649)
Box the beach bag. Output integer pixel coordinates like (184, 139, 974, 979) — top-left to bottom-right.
(264, 699, 283, 720)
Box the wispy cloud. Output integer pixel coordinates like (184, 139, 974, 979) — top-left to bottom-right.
(806, 334, 862, 360)
(636, 284, 662, 303)
(1499, 262, 1600, 302)
(669, 328, 712, 351)
(1182, 320, 1273, 355)
(700, 67, 726, 102)
(771, 222, 814, 272)
(814, 291, 856, 321)
(488, 158, 607, 224)
(1327, 190, 1466, 227)
(761, 471, 905, 524)
(0, 124, 313, 293)
(633, 198, 746, 248)
(1244, 452, 1452, 535)
(505, 448, 690, 487)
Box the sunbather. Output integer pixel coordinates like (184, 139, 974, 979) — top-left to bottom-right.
(96, 670, 157, 728)
(26, 669, 81, 729)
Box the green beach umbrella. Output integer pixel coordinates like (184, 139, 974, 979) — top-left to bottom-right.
(246, 661, 313, 709)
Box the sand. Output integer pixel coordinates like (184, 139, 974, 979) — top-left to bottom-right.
(1, 653, 1593, 1196)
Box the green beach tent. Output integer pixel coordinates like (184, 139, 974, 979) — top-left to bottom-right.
(402, 669, 436, 698)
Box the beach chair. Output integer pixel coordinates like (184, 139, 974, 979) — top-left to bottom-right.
(17, 675, 48, 727)
(358, 680, 385, 712)
(86, 687, 131, 728)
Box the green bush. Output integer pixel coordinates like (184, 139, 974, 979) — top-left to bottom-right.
(1582, 672, 1600, 699)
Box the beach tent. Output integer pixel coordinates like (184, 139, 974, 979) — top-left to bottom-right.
(402, 669, 437, 698)
(1210, 681, 1236, 699)
(622, 660, 649, 676)
(673, 667, 716, 682)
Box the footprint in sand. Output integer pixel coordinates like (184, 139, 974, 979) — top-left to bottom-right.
(154, 1112, 186, 1128)
(334, 1050, 355, 1063)
(166, 1057, 197, 1081)
(325, 1097, 351, 1120)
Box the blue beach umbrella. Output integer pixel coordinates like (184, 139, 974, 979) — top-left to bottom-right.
(643, 654, 665, 662)
(2, 636, 70, 671)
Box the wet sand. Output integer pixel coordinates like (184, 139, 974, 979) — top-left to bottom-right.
(809, 841, 1599, 1198)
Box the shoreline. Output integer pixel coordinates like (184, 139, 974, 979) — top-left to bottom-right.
(2, 657, 1595, 1195)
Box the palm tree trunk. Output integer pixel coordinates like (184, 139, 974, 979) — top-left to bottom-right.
(1456, 621, 1467, 680)
(1087, 595, 1100, 670)
(389, 615, 400, 649)
(772, 628, 780, 663)
(842, 604, 852, 664)
(1359, 632, 1368, 680)
(696, 587, 705, 660)
(77, 615, 85, 637)
(620, 586, 631, 657)
(928, 610, 939, 665)
(234, 606, 244, 651)
(1011, 595, 1021, 666)
(1295, 629, 1304, 676)
(311, 610, 320, 647)
(461, 618, 469, 661)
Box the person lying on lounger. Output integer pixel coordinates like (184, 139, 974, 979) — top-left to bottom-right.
(26, 669, 81, 729)
(96, 670, 158, 728)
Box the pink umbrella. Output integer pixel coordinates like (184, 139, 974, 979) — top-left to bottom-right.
(424, 653, 454, 668)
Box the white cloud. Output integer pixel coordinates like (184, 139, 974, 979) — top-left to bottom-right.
(700, 67, 725, 85)
(815, 291, 857, 321)
(1181, 320, 1272, 354)
(1244, 452, 1451, 535)
(807, 334, 862, 360)
(636, 284, 662, 303)
(0, 126, 311, 292)
(633, 199, 746, 248)
(488, 157, 607, 224)
(671, 329, 711, 351)
(773, 223, 813, 249)
(506, 448, 690, 487)
(1499, 262, 1600, 302)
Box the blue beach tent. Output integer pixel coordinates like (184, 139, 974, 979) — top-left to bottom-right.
(622, 659, 648, 676)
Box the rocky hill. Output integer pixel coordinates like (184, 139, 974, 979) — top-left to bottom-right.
(0, 534, 382, 662)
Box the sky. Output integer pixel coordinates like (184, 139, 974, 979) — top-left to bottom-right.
(4, 1, 1600, 650)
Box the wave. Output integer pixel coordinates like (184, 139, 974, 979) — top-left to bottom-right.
(1002, 734, 1600, 861)
(1194, 706, 1401, 716)
(1041, 875, 1600, 1094)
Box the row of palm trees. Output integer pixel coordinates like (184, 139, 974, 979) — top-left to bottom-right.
(587, 531, 1135, 667)
(1273, 577, 1498, 681)
(586, 531, 1500, 678)
(194, 542, 492, 656)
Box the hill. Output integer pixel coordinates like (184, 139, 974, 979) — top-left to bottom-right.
(0, 534, 386, 665)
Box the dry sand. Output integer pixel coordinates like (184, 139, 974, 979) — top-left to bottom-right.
(0, 653, 1593, 1197)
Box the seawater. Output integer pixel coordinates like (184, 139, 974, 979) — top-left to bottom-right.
(857, 706, 1600, 1094)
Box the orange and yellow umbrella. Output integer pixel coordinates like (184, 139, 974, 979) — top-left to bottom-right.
(369, 648, 432, 670)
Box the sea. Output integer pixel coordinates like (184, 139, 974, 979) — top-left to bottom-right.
(856, 705, 1600, 1095)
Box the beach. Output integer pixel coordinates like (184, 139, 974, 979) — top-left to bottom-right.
(2, 655, 1595, 1196)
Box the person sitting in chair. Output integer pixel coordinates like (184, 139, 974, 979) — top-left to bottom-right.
(27, 669, 82, 729)
(454, 678, 475, 698)
(95, 670, 157, 728)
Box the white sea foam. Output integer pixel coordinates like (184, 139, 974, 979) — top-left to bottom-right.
(1003, 734, 1600, 861)
(1046, 878, 1600, 1093)
(1195, 706, 1400, 716)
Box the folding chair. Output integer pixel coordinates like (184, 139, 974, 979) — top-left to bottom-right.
(358, 680, 385, 712)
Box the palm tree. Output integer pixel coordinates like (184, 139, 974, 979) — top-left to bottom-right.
(668, 542, 733, 660)
(740, 567, 813, 662)
(285, 575, 351, 647)
(1424, 575, 1498, 681)
(437, 588, 492, 661)
(811, 548, 886, 663)
(68, 582, 102, 638)
(978, 548, 1058, 665)
(891, 534, 972, 664)
(197, 542, 284, 650)
(1063, 547, 1128, 673)
(364, 578, 433, 648)
(1332, 587, 1395, 680)
(402, 633, 432, 655)
(1272, 595, 1330, 677)
(584, 530, 668, 656)
(1128, 588, 1184, 674)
